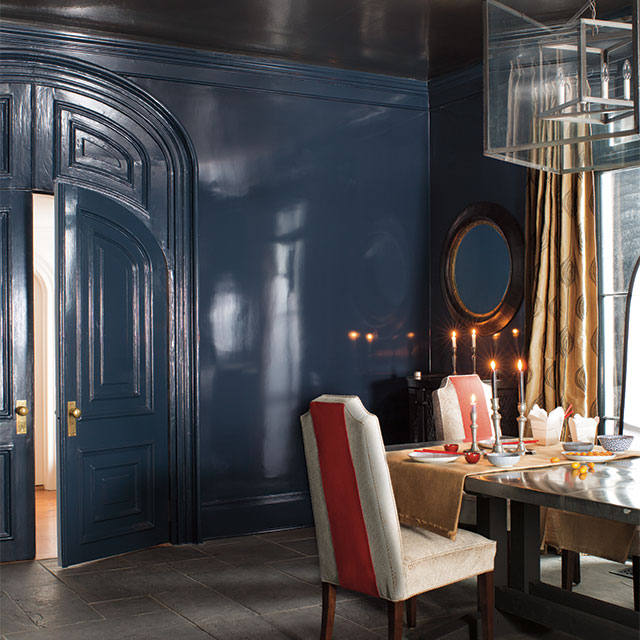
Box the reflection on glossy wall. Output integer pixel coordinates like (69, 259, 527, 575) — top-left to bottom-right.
(134, 62, 429, 537)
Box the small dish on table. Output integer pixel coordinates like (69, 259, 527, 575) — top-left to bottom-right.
(562, 451, 616, 463)
(561, 441, 594, 452)
(408, 451, 459, 464)
(486, 452, 521, 468)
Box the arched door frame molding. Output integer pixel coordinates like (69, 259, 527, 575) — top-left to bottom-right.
(0, 49, 199, 544)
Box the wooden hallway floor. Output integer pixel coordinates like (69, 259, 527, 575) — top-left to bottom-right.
(35, 487, 56, 561)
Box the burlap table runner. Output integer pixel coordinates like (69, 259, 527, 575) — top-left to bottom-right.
(386, 444, 639, 558)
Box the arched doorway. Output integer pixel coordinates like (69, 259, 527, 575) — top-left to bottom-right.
(0, 51, 197, 565)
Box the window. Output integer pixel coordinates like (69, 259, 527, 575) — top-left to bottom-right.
(597, 167, 640, 436)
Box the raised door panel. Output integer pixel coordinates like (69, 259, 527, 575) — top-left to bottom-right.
(58, 184, 169, 566)
(81, 213, 153, 418)
(0, 191, 34, 562)
(0, 83, 32, 189)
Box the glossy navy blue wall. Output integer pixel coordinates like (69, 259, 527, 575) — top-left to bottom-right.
(138, 72, 429, 536)
(428, 67, 527, 378)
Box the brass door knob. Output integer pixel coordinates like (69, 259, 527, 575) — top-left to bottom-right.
(16, 405, 29, 417)
(69, 407, 82, 419)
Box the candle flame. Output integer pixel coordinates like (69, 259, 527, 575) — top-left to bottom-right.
(512, 328, 519, 336)
(365, 332, 375, 343)
(406, 331, 415, 339)
(471, 328, 476, 336)
(451, 331, 457, 338)
(348, 330, 360, 341)
(490, 360, 496, 371)
(517, 359, 523, 371)
(470, 393, 476, 403)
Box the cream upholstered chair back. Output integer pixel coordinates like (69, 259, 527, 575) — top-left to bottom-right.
(300, 394, 406, 601)
(432, 374, 494, 442)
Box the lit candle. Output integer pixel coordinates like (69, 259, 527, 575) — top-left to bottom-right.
(365, 332, 374, 343)
(451, 331, 457, 349)
(517, 359, 525, 404)
(623, 59, 632, 100)
(471, 328, 476, 349)
(470, 393, 477, 424)
(490, 360, 498, 400)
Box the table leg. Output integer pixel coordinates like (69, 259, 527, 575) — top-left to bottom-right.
(509, 500, 540, 592)
(476, 495, 508, 587)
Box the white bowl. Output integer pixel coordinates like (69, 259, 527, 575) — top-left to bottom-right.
(486, 452, 521, 468)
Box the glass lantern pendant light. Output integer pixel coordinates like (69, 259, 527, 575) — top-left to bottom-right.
(484, 0, 640, 173)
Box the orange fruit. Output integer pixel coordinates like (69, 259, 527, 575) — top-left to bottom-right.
(571, 462, 580, 469)
(550, 457, 560, 463)
(579, 465, 588, 474)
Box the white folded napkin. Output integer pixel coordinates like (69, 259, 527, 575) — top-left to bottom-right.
(568, 414, 600, 443)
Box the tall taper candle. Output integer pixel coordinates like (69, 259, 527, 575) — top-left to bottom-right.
(470, 393, 477, 424)
(490, 360, 498, 400)
(517, 359, 525, 404)
(451, 331, 457, 374)
(471, 328, 476, 349)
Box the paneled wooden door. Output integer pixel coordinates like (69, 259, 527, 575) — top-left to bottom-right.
(0, 190, 35, 562)
(57, 183, 170, 567)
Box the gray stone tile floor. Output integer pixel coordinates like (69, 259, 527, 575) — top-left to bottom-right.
(0, 528, 635, 639)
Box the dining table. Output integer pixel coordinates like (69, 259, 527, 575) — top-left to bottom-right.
(386, 442, 640, 640)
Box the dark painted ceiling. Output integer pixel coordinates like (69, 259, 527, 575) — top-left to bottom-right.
(0, 0, 631, 79)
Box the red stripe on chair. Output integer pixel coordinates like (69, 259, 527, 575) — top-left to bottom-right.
(309, 401, 380, 597)
(449, 375, 494, 441)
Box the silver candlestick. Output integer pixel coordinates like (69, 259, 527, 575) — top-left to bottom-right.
(471, 346, 477, 374)
(466, 408, 481, 454)
(452, 346, 457, 374)
(515, 402, 528, 454)
(491, 397, 505, 454)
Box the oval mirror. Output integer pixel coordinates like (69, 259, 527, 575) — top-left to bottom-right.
(442, 202, 523, 334)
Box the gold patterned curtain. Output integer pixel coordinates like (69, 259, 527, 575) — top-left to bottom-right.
(524, 169, 599, 417)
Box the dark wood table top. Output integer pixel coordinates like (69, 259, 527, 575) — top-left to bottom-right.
(465, 456, 640, 525)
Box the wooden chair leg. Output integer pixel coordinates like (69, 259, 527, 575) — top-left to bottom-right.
(478, 571, 494, 640)
(633, 556, 639, 612)
(573, 549, 581, 585)
(561, 549, 576, 591)
(321, 582, 336, 640)
(387, 600, 403, 640)
(405, 596, 417, 628)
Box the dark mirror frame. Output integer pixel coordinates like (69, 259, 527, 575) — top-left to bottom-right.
(618, 254, 640, 435)
(441, 201, 524, 335)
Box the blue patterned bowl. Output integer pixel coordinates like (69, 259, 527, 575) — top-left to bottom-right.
(597, 435, 634, 452)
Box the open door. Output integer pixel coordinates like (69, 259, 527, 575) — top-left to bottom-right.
(0, 190, 35, 562)
(57, 184, 170, 567)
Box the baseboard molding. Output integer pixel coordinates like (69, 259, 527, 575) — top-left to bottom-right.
(200, 490, 313, 540)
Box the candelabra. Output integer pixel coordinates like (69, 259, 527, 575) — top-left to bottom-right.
(515, 402, 528, 454)
(491, 398, 505, 454)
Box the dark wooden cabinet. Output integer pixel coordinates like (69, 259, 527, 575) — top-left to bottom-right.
(406, 374, 519, 443)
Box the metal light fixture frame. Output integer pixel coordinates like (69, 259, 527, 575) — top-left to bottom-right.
(484, 0, 640, 173)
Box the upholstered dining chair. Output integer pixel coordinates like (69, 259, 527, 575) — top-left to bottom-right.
(300, 394, 496, 640)
(432, 374, 494, 443)
(432, 375, 494, 525)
